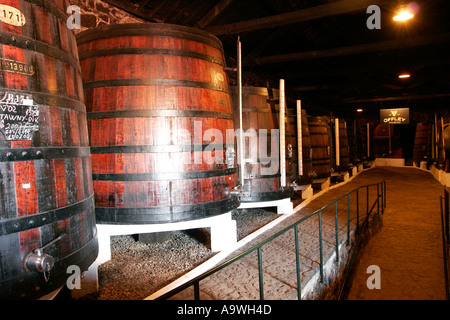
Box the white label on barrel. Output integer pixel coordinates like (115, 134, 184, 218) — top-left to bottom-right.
(0, 92, 39, 141)
(22, 183, 30, 189)
(0, 5, 26, 27)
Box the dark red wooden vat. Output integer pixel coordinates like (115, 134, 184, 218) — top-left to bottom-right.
(0, 0, 97, 299)
(231, 86, 292, 202)
(77, 23, 239, 224)
(372, 123, 400, 157)
(413, 123, 432, 162)
(346, 120, 358, 165)
(307, 116, 331, 179)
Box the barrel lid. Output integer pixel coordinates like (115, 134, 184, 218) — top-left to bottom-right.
(76, 23, 223, 51)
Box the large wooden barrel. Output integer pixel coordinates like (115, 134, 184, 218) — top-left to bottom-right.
(307, 116, 331, 179)
(286, 108, 298, 182)
(357, 121, 374, 159)
(373, 123, 400, 157)
(0, 0, 97, 299)
(231, 86, 291, 202)
(346, 119, 358, 164)
(77, 23, 239, 224)
(413, 123, 432, 162)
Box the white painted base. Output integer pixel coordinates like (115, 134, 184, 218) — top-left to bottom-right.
(294, 184, 313, 200)
(374, 158, 405, 167)
(341, 171, 350, 181)
(238, 197, 293, 214)
(420, 161, 428, 170)
(77, 212, 237, 296)
(430, 164, 450, 186)
(312, 177, 330, 191)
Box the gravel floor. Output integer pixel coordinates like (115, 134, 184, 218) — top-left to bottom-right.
(82, 207, 280, 300)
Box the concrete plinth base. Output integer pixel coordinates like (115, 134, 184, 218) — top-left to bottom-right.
(294, 184, 313, 200)
(430, 164, 450, 186)
(312, 177, 330, 191)
(238, 197, 293, 214)
(76, 212, 237, 297)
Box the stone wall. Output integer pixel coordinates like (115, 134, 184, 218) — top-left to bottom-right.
(68, 0, 145, 33)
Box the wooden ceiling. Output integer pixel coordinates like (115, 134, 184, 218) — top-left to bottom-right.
(101, 0, 450, 118)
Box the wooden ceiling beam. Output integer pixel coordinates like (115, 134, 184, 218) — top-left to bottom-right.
(196, 0, 234, 29)
(344, 92, 450, 103)
(205, 0, 381, 35)
(102, 0, 161, 22)
(253, 32, 450, 64)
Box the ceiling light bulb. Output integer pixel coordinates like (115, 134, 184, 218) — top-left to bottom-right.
(393, 10, 414, 21)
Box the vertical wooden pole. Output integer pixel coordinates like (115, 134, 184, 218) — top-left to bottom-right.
(335, 118, 340, 167)
(237, 36, 244, 187)
(280, 79, 286, 187)
(367, 122, 370, 158)
(297, 100, 303, 177)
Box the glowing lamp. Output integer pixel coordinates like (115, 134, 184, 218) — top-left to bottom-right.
(393, 10, 414, 21)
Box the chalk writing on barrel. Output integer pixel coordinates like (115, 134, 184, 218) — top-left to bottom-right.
(0, 92, 39, 141)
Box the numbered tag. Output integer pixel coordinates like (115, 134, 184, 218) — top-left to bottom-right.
(0, 5, 26, 27)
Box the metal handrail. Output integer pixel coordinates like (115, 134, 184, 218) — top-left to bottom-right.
(440, 188, 450, 300)
(155, 180, 386, 300)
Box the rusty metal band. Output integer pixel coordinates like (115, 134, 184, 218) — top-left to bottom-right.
(82, 78, 231, 94)
(0, 194, 94, 236)
(0, 146, 90, 162)
(87, 108, 233, 120)
(92, 167, 238, 181)
(94, 196, 240, 225)
(0, 31, 81, 73)
(78, 47, 225, 66)
(90, 144, 227, 154)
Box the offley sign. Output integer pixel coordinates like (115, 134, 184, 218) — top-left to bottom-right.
(380, 108, 410, 124)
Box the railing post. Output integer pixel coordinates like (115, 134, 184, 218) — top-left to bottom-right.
(445, 189, 449, 245)
(356, 188, 360, 232)
(366, 185, 369, 217)
(194, 281, 200, 300)
(347, 193, 351, 246)
(440, 194, 450, 300)
(294, 225, 302, 300)
(258, 247, 264, 300)
(335, 202, 339, 263)
(318, 210, 324, 283)
(377, 183, 380, 216)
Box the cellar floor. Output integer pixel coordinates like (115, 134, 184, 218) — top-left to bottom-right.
(59, 165, 447, 300)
